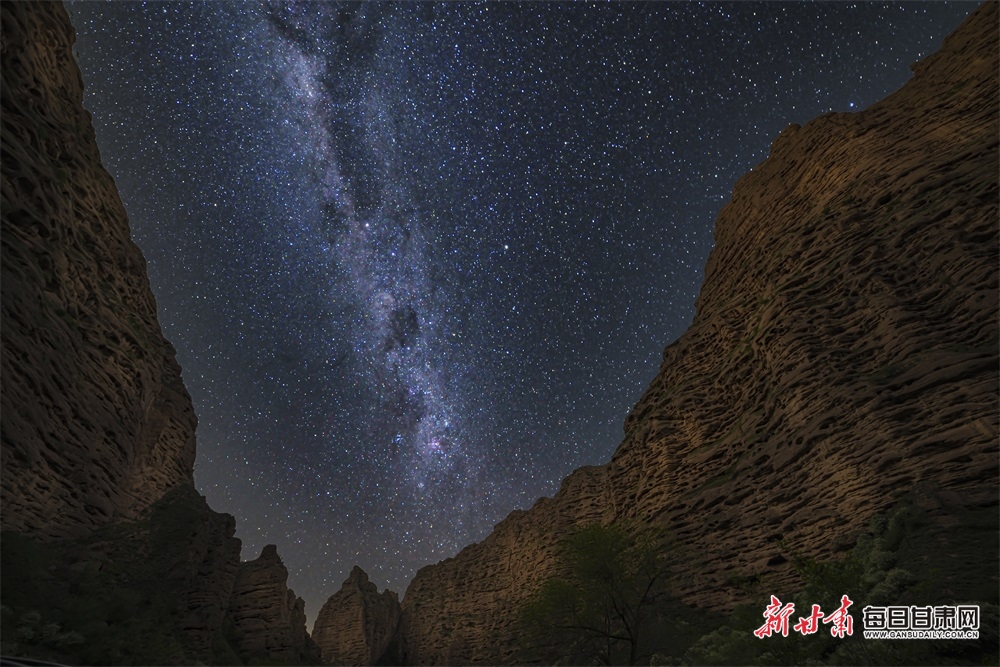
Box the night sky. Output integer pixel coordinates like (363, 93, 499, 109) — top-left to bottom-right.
(66, 1, 974, 624)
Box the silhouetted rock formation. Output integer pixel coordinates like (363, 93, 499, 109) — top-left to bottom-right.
(394, 4, 999, 663)
(171, 490, 244, 659)
(228, 545, 321, 664)
(313, 566, 401, 666)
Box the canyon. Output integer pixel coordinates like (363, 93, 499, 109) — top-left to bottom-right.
(1, 1, 997, 665)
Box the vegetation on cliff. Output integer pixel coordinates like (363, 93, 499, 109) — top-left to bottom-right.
(519, 523, 687, 665)
(518, 497, 997, 666)
(398, 4, 999, 662)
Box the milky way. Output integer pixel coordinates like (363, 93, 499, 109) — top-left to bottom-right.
(269, 3, 479, 511)
(67, 1, 973, 622)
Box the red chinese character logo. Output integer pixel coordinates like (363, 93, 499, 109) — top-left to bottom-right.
(822, 595, 854, 637)
(755, 595, 796, 638)
(793, 604, 824, 635)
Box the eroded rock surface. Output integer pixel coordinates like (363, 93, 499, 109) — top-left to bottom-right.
(1, 0, 197, 539)
(1, 5, 320, 665)
(313, 566, 401, 666)
(228, 544, 321, 664)
(396, 4, 999, 664)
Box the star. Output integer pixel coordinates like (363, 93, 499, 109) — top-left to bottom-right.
(66, 0, 974, 622)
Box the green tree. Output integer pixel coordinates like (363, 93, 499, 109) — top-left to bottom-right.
(521, 522, 672, 665)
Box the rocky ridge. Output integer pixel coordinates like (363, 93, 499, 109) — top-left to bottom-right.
(312, 566, 401, 666)
(395, 4, 999, 664)
(169, 489, 244, 659)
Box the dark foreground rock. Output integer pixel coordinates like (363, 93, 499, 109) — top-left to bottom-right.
(228, 545, 321, 664)
(1, 486, 242, 664)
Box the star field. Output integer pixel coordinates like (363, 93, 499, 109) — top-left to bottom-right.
(66, 1, 974, 624)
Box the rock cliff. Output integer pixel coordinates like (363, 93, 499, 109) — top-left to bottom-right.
(0, 4, 319, 665)
(1, 0, 197, 540)
(228, 545, 321, 664)
(395, 4, 999, 664)
(313, 566, 402, 666)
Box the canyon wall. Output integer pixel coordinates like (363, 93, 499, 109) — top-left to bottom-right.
(2, 1, 997, 664)
(0, 4, 317, 664)
(395, 4, 999, 663)
(1, 0, 197, 540)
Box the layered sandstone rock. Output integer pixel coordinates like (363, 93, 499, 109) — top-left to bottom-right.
(1, 0, 197, 539)
(313, 566, 401, 666)
(396, 4, 999, 664)
(228, 544, 321, 664)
